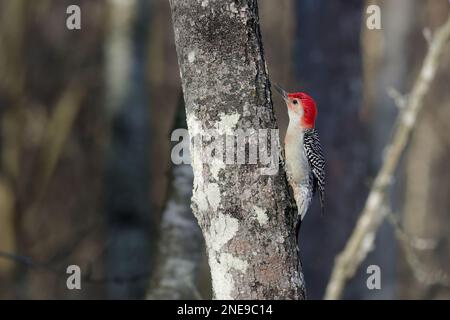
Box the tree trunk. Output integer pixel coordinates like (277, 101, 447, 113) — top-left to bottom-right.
(148, 99, 205, 300)
(398, 1, 450, 299)
(0, 0, 25, 298)
(169, 0, 305, 299)
(104, 0, 153, 299)
(362, 0, 450, 299)
(293, 0, 370, 299)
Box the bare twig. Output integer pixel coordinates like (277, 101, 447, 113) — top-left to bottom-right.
(402, 241, 450, 288)
(325, 15, 450, 300)
(386, 210, 436, 251)
(35, 83, 85, 202)
(386, 208, 450, 288)
(387, 87, 407, 109)
(423, 28, 432, 47)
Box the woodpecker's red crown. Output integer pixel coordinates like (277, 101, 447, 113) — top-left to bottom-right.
(273, 83, 318, 129)
(287, 92, 317, 129)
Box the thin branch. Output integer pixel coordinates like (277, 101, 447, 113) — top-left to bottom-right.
(386, 209, 450, 288)
(324, 15, 450, 300)
(386, 210, 436, 251)
(423, 28, 432, 47)
(401, 240, 450, 288)
(386, 87, 407, 109)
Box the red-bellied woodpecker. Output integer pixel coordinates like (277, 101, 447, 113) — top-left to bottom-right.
(274, 83, 325, 241)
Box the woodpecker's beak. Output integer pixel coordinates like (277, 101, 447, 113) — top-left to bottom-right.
(273, 83, 289, 103)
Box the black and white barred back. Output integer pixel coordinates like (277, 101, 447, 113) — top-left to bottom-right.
(303, 128, 325, 214)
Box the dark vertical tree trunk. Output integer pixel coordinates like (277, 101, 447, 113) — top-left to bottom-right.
(104, 0, 153, 299)
(294, 0, 372, 298)
(169, 0, 305, 299)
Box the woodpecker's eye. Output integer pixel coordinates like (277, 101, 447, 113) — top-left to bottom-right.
(293, 99, 298, 105)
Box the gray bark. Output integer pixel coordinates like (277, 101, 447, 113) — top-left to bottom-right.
(169, 0, 305, 299)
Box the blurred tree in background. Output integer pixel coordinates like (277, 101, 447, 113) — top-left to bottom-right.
(291, 0, 372, 299)
(0, 0, 108, 299)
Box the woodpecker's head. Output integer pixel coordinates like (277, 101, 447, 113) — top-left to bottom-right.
(273, 83, 317, 129)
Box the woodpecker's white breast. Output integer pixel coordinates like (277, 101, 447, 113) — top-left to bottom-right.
(284, 124, 313, 220)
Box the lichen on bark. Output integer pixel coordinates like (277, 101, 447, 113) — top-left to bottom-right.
(169, 0, 305, 299)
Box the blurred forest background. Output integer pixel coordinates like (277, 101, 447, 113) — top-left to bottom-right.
(0, 0, 450, 299)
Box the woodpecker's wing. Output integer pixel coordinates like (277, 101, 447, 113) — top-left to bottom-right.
(304, 129, 325, 214)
